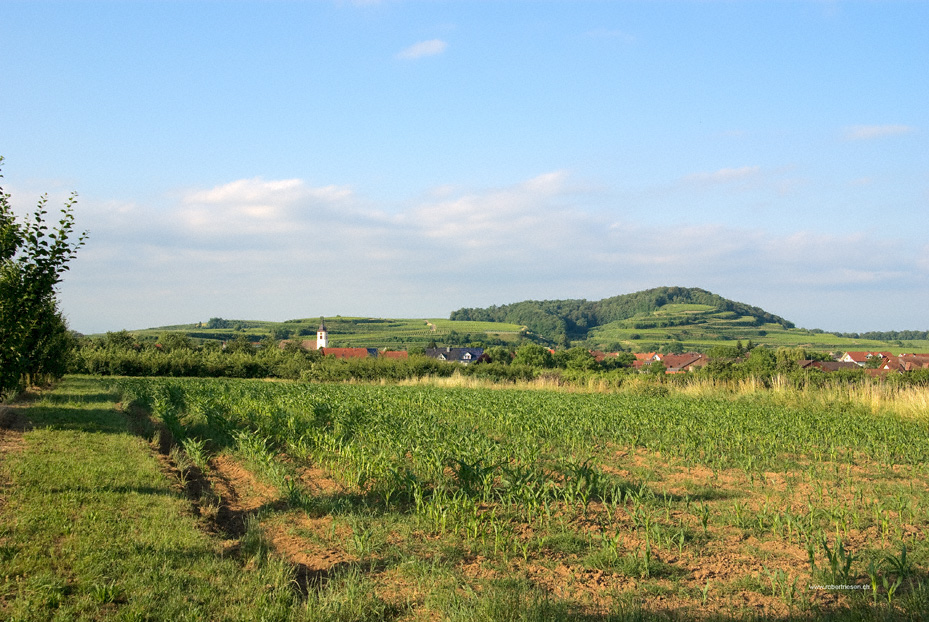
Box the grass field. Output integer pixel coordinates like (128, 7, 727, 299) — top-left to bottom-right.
(3, 376, 928, 620)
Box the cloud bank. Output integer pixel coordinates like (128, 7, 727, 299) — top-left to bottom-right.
(59, 171, 929, 334)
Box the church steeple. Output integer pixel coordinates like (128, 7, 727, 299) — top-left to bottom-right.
(316, 317, 328, 350)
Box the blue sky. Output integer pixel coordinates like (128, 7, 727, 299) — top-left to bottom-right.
(2, 1, 927, 334)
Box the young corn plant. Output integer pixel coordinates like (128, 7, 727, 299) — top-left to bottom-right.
(867, 559, 881, 604)
(821, 536, 856, 586)
(181, 437, 210, 474)
(698, 503, 710, 535)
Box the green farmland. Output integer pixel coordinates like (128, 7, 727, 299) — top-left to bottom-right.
(4, 375, 927, 620)
(584, 310, 929, 355)
(120, 316, 527, 349)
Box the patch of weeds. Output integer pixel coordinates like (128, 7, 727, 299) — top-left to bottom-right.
(584, 545, 623, 572)
(639, 581, 675, 598)
(18, 571, 69, 613)
(719, 573, 768, 596)
(89, 579, 124, 605)
(198, 489, 222, 523)
(0, 543, 18, 563)
(240, 514, 271, 568)
(396, 555, 447, 582)
(437, 542, 467, 565)
(608, 592, 657, 620)
(256, 556, 299, 614)
(281, 475, 311, 509)
(440, 577, 570, 622)
(303, 565, 405, 622)
(896, 577, 929, 613)
(543, 530, 590, 557)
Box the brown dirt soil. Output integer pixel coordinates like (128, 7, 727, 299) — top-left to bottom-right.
(264, 514, 357, 587)
(203, 454, 367, 592)
(296, 465, 345, 495)
(209, 454, 279, 513)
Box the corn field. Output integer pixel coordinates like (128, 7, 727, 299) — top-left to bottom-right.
(112, 376, 929, 618)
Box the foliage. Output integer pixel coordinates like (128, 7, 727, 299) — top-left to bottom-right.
(0, 157, 86, 398)
(512, 343, 555, 368)
(450, 286, 795, 344)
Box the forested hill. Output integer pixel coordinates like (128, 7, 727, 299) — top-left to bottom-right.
(449, 286, 794, 345)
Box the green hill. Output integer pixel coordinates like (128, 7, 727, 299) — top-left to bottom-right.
(450, 286, 929, 353)
(450, 286, 792, 345)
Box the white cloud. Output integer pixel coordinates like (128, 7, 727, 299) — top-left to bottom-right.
(185, 178, 305, 204)
(842, 125, 916, 141)
(396, 39, 447, 60)
(177, 177, 356, 237)
(406, 170, 576, 250)
(683, 166, 761, 185)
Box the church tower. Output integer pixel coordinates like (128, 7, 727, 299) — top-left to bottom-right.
(316, 318, 328, 350)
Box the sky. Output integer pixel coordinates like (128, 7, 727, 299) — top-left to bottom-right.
(2, 0, 927, 335)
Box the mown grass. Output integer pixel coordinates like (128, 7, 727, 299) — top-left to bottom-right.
(0, 377, 305, 621)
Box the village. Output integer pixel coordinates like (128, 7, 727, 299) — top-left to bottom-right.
(288, 320, 929, 375)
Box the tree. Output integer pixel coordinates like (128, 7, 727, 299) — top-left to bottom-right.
(484, 345, 513, 365)
(158, 331, 194, 353)
(271, 326, 293, 340)
(646, 360, 667, 376)
(554, 347, 598, 371)
(1, 157, 86, 398)
(207, 317, 230, 329)
(224, 335, 254, 355)
(742, 347, 776, 376)
(103, 330, 138, 351)
(513, 343, 554, 368)
(601, 352, 635, 370)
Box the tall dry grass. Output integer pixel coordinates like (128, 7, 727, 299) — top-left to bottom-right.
(391, 369, 929, 420)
